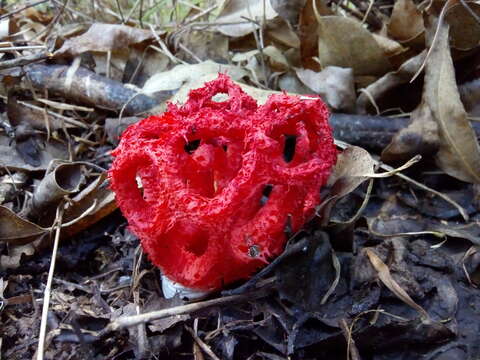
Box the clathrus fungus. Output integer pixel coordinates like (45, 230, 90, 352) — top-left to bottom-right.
(109, 74, 336, 292)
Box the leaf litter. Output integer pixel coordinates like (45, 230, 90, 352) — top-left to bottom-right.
(1, 0, 480, 359)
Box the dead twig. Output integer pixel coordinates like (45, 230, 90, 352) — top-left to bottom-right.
(99, 285, 272, 336)
(0, 51, 51, 71)
(186, 325, 221, 360)
(0, 0, 50, 20)
(36, 203, 65, 360)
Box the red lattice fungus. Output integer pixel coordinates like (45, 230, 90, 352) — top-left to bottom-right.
(109, 74, 337, 291)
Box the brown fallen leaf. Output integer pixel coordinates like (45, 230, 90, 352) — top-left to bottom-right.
(382, 101, 439, 162)
(365, 248, 430, 320)
(317, 145, 375, 224)
(54, 23, 155, 58)
(295, 66, 356, 111)
(372, 34, 406, 58)
(424, 15, 480, 183)
(298, 0, 332, 71)
(215, 0, 278, 37)
(173, 30, 229, 63)
(0, 206, 47, 245)
(0, 134, 69, 172)
(446, 2, 480, 51)
(316, 16, 392, 76)
(356, 50, 426, 114)
(0, 241, 38, 270)
(0, 172, 116, 245)
(26, 162, 84, 225)
(265, 17, 300, 49)
(270, 0, 306, 24)
(387, 0, 424, 43)
(61, 173, 117, 239)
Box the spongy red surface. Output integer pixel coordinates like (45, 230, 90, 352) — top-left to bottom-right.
(109, 74, 336, 291)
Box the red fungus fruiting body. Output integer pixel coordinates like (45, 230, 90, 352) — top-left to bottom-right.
(109, 74, 337, 291)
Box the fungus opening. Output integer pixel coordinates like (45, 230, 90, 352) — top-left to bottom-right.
(212, 92, 229, 102)
(283, 135, 297, 163)
(260, 184, 274, 206)
(184, 231, 209, 257)
(184, 139, 201, 154)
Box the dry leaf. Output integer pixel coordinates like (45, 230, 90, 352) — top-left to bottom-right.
(0, 206, 47, 245)
(295, 66, 355, 111)
(61, 173, 117, 238)
(26, 163, 84, 225)
(262, 45, 289, 72)
(372, 34, 406, 58)
(270, 0, 306, 24)
(317, 16, 392, 76)
(356, 51, 426, 114)
(174, 31, 229, 63)
(317, 146, 375, 223)
(0, 242, 38, 270)
(215, 0, 278, 37)
(299, 0, 332, 70)
(459, 79, 480, 117)
(365, 248, 430, 320)
(142, 61, 247, 95)
(0, 135, 69, 172)
(382, 101, 439, 162)
(54, 23, 154, 57)
(388, 0, 424, 42)
(446, 2, 480, 51)
(278, 72, 312, 94)
(265, 17, 300, 48)
(0, 18, 10, 40)
(424, 16, 480, 183)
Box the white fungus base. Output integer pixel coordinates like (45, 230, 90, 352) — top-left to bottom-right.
(161, 274, 211, 300)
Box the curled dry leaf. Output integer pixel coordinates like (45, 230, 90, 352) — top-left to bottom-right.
(387, 0, 424, 42)
(424, 16, 480, 183)
(317, 16, 392, 76)
(27, 162, 84, 224)
(317, 146, 375, 224)
(295, 66, 355, 111)
(365, 248, 430, 320)
(356, 50, 426, 114)
(215, 0, 278, 37)
(61, 173, 117, 239)
(0, 172, 116, 247)
(54, 23, 155, 58)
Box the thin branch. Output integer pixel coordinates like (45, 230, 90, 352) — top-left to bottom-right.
(0, 51, 51, 71)
(100, 285, 272, 335)
(37, 204, 64, 360)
